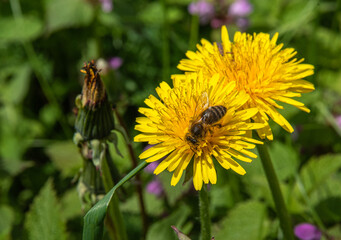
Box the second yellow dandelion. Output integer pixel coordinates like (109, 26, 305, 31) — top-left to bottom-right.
(176, 26, 315, 140)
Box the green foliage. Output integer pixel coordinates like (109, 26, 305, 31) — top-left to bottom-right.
(0, 205, 15, 239)
(146, 204, 191, 240)
(24, 180, 67, 240)
(60, 189, 83, 220)
(213, 201, 266, 240)
(0, 16, 43, 43)
(299, 154, 341, 194)
(45, 141, 82, 178)
(1, 0, 341, 239)
(44, 0, 94, 33)
(269, 142, 299, 181)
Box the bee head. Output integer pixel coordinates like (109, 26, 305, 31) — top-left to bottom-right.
(185, 133, 199, 145)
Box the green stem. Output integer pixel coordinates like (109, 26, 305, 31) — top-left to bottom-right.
(257, 144, 294, 240)
(101, 145, 128, 240)
(189, 14, 199, 51)
(199, 185, 211, 240)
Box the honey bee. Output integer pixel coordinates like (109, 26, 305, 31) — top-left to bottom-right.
(185, 94, 227, 147)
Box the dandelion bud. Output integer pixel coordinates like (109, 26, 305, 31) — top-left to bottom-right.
(75, 60, 115, 140)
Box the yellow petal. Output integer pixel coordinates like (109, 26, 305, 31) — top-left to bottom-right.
(154, 149, 182, 175)
(193, 156, 203, 191)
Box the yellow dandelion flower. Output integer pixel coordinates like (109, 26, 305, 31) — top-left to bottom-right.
(134, 72, 264, 190)
(176, 26, 315, 140)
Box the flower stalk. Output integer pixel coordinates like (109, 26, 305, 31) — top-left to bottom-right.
(257, 143, 294, 240)
(75, 60, 127, 240)
(199, 185, 211, 240)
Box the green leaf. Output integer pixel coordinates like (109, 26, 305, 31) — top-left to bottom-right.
(299, 154, 341, 194)
(210, 185, 234, 217)
(0, 106, 41, 175)
(0, 205, 15, 238)
(45, 0, 94, 33)
(45, 141, 82, 178)
(120, 190, 163, 216)
(138, 2, 184, 25)
(0, 16, 43, 43)
(146, 204, 191, 240)
(83, 161, 148, 240)
(213, 201, 266, 240)
(107, 130, 131, 172)
(60, 188, 82, 220)
(315, 197, 341, 224)
(3, 64, 31, 104)
(268, 142, 299, 181)
(25, 179, 67, 240)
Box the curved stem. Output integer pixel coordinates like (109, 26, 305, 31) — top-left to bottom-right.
(257, 143, 294, 240)
(199, 185, 211, 240)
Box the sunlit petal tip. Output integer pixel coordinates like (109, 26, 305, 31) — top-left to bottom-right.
(271, 32, 279, 44)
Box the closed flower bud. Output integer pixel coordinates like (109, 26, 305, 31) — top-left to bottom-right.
(75, 60, 115, 140)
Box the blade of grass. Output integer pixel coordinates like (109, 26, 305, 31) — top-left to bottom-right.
(82, 160, 148, 240)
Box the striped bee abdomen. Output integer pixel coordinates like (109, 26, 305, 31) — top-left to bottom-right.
(201, 105, 227, 124)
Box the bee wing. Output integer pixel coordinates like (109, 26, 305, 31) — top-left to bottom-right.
(191, 91, 209, 122)
(200, 91, 209, 110)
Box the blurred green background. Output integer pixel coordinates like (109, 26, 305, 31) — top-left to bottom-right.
(0, 0, 341, 239)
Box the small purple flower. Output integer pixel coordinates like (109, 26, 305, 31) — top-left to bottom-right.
(99, 0, 113, 12)
(188, 0, 215, 24)
(228, 0, 253, 17)
(336, 115, 341, 129)
(294, 223, 322, 240)
(146, 179, 164, 197)
(108, 57, 123, 70)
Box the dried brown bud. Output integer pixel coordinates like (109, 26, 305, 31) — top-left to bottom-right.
(80, 60, 106, 109)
